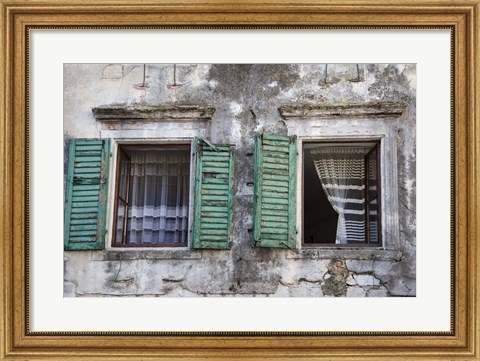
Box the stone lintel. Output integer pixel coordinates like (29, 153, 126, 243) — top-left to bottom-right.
(278, 102, 406, 120)
(92, 104, 215, 122)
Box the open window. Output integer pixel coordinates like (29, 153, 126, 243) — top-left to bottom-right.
(112, 145, 191, 247)
(64, 138, 235, 251)
(302, 141, 381, 247)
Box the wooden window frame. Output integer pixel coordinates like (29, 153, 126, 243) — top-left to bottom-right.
(111, 143, 191, 248)
(364, 142, 382, 246)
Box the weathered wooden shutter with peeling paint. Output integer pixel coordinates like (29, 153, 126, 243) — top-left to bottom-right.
(192, 139, 235, 249)
(253, 133, 297, 248)
(64, 139, 110, 250)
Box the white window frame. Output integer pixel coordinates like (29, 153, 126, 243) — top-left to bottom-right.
(105, 138, 197, 250)
(288, 122, 400, 251)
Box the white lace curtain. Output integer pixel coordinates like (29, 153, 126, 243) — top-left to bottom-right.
(127, 150, 190, 245)
(310, 147, 367, 244)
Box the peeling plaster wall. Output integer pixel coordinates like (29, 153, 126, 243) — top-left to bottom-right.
(64, 63, 416, 297)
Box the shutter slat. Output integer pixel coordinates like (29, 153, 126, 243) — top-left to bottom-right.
(263, 180, 289, 188)
(73, 162, 102, 168)
(262, 151, 289, 159)
(253, 133, 297, 248)
(192, 139, 235, 249)
(262, 145, 289, 153)
(74, 156, 103, 162)
(263, 156, 289, 165)
(202, 179, 229, 186)
(201, 217, 229, 224)
(71, 207, 99, 213)
(197, 241, 230, 248)
(262, 138, 290, 146)
(201, 194, 228, 201)
(76, 145, 103, 151)
(261, 221, 288, 229)
(70, 213, 99, 220)
(261, 227, 289, 234)
(69, 236, 97, 243)
(262, 168, 289, 176)
(74, 150, 103, 156)
(262, 197, 289, 205)
(203, 155, 230, 162)
(200, 228, 228, 235)
(201, 206, 228, 213)
(202, 166, 230, 174)
(263, 185, 289, 193)
(202, 183, 229, 190)
(70, 218, 99, 225)
(199, 235, 228, 242)
(201, 211, 228, 218)
(263, 191, 289, 199)
(260, 233, 288, 240)
(263, 133, 291, 142)
(261, 215, 288, 223)
(201, 189, 229, 196)
(73, 190, 101, 197)
(72, 201, 99, 208)
(74, 167, 102, 174)
(263, 162, 289, 171)
(262, 173, 289, 181)
(64, 139, 110, 251)
(262, 203, 289, 210)
(70, 224, 98, 231)
(262, 209, 288, 217)
(72, 184, 101, 191)
(202, 161, 229, 168)
(69, 230, 98, 237)
(72, 195, 100, 202)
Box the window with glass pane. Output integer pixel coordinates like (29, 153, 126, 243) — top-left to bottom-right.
(112, 145, 191, 247)
(303, 141, 381, 247)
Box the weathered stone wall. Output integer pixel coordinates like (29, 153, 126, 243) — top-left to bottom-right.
(64, 63, 416, 297)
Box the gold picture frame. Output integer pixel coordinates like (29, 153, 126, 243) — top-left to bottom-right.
(1, 0, 478, 359)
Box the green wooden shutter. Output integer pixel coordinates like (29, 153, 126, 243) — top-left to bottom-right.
(192, 139, 235, 249)
(253, 133, 297, 248)
(64, 139, 110, 250)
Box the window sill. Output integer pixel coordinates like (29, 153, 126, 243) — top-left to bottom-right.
(91, 248, 202, 261)
(287, 248, 402, 261)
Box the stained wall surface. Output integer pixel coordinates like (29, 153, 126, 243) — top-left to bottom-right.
(64, 63, 416, 297)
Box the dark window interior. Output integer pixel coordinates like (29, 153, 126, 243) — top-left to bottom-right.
(303, 150, 338, 244)
(303, 142, 381, 247)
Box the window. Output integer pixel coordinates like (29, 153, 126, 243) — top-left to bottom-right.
(64, 138, 235, 251)
(112, 145, 191, 247)
(302, 141, 381, 247)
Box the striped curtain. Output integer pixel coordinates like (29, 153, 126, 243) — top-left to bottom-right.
(127, 149, 190, 245)
(310, 148, 367, 244)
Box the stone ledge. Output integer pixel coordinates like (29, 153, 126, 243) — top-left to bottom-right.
(91, 249, 202, 261)
(92, 104, 215, 121)
(286, 248, 402, 261)
(278, 102, 406, 120)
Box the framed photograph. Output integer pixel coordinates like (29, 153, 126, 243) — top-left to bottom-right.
(1, 0, 478, 359)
